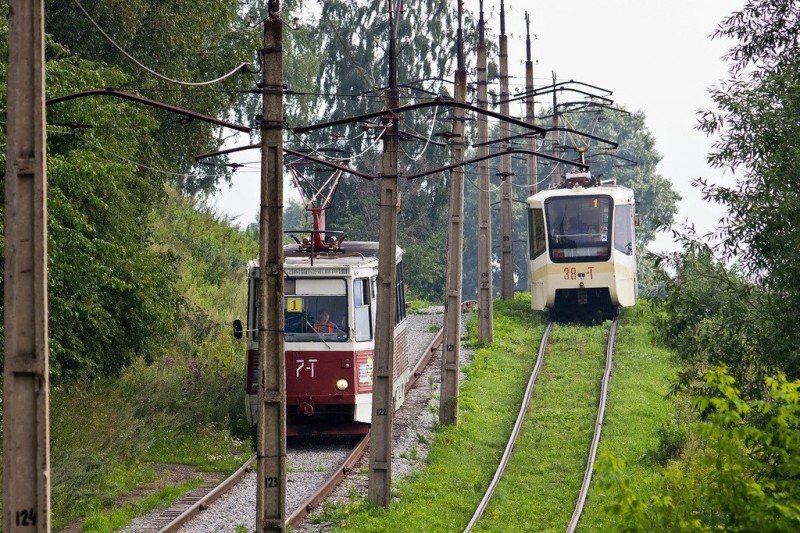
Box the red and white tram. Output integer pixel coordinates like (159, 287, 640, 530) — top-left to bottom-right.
(236, 241, 409, 436)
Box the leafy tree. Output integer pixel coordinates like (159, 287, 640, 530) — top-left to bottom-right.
(656, 0, 800, 387)
(608, 3, 800, 529)
(284, 0, 487, 301)
(697, 0, 800, 287)
(651, 244, 776, 399)
(44, 0, 261, 193)
(1, 26, 181, 382)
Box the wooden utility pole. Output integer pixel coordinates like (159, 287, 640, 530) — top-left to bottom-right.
(476, 1, 493, 343)
(256, 2, 287, 531)
(440, 1, 467, 425)
(369, 0, 401, 508)
(3, 1, 51, 531)
(499, 0, 514, 299)
(525, 12, 538, 193)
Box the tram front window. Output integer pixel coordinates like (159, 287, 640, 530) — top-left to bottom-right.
(545, 196, 612, 262)
(284, 278, 348, 341)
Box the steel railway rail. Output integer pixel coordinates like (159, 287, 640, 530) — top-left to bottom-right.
(153, 304, 464, 532)
(464, 317, 618, 533)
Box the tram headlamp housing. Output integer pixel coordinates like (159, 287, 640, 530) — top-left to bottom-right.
(335, 378, 349, 391)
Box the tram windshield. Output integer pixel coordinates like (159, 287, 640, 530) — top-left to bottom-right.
(284, 278, 348, 342)
(545, 196, 612, 262)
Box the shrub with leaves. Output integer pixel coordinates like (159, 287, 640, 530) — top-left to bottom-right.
(599, 366, 800, 532)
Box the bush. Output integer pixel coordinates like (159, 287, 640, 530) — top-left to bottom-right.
(601, 366, 800, 532)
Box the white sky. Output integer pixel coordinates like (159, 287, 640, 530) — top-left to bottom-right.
(212, 0, 742, 252)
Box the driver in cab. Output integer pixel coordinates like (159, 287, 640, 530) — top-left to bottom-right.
(313, 309, 341, 333)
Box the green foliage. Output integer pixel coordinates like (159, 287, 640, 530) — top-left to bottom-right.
(1, 30, 182, 382)
(684, 0, 800, 381)
(652, 224, 799, 400)
(42, 193, 254, 529)
(632, 4, 800, 529)
(45, 0, 260, 193)
(600, 367, 800, 532)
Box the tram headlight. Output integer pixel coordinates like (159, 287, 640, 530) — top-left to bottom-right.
(335, 378, 349, 391)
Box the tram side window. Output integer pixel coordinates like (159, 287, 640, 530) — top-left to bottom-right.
(614, 204, 635, 255)
(395, 260, 407, 325)
(354, 278, 373, 342)
(528, 208, 546, 259)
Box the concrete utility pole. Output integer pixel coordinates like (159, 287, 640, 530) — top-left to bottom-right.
(499, 0, 514, 299)
(3, 1, 51, 531)
(551, 71, 561, 187)
(369, 0, 401, 508)
(256, 2, 287, 531)
(476, 1, 493, 344)
(525, 12, 538, 193)
(439, 1, 467, 426)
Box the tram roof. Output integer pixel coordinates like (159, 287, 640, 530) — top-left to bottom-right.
(281, 240, 403, 267)
(526, 183, 635, 206)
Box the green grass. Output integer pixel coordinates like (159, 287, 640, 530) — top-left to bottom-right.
(476, 321, 609, 532)
(40, 290, 675, 532)
(49, 370, 250, 531)
(314, 297, 678, 532)
(578, 303, 678, 531)
(79, 477, 205, 532)
(407, 299, 441, 313)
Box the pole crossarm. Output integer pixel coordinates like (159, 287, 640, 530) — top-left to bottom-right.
(556, 101, 631, 116)
(292, 100, 548, 137)
(46, 88, 252, 133)
(282, 147, 587, 182)
(283, 148, 377, 180)
(474, 127, 619, 150)
(405, 149, 588, 178)
(496, 82, 614, 107)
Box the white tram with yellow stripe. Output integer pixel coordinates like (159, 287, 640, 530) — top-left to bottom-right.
(526, 172, 637, 319)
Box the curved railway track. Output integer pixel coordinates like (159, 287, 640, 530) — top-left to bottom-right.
(464, 317, 618, 533)
(150, 305, 462, 532)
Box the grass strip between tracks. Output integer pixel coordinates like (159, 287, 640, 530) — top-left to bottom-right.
(316, 298, 677, 532)
(474, 319, 609, 532)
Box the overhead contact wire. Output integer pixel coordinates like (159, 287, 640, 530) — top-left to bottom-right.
(73, 0, 249, 86)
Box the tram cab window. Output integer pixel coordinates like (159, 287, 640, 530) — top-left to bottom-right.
(614, 204, 635, 255)
(354, 278, 373, 342)
(545, 196, 612, 262)
(284, 278, 348, 342)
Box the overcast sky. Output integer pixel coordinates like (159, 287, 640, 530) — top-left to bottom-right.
(212, 1, 743, 252)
